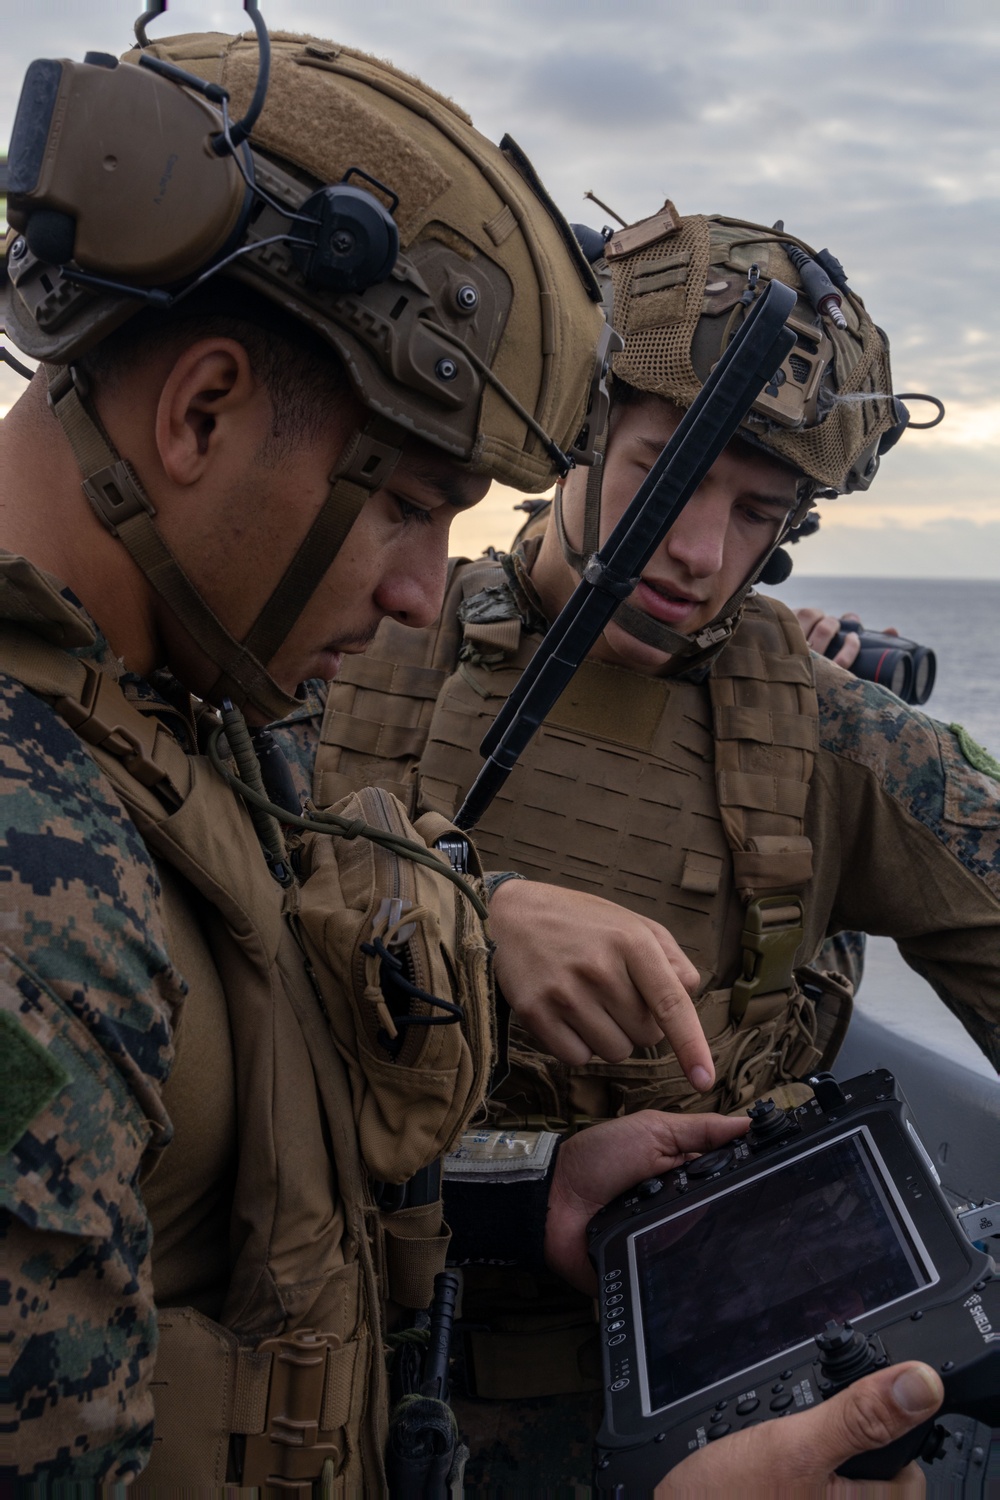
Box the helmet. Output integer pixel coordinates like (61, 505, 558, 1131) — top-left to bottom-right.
(3, 18, 610, 719)
(556, 202, 904, 665)
(605, 205, 897, 496)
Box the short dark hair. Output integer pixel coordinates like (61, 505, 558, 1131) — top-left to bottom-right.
(79, 277, 350, 461)
(608, 376, 647, 416)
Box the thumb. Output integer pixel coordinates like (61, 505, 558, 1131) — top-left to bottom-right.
(777, 1362, 944, 1481)
(656, 1362, 943, 1496)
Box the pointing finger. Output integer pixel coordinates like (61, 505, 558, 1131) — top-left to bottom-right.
(627, 928, 714, 1092)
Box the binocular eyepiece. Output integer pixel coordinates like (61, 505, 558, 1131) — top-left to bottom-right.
(824, 620, 936, 706)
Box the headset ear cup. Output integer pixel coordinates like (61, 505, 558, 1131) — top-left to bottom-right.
(759, 547, 793, 586)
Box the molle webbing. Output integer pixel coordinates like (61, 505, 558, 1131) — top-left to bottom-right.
(316, 558, 817, 944)
(313, 565, 839, 1118)
(313, 557, 496, 812)
(709, 594, 817, 898)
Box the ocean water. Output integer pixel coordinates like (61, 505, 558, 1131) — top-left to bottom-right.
(760, 574, 999, 1082)
(759, 575, 1000, 752)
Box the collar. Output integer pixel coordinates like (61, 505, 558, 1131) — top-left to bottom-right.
(0, 550, 198, 748)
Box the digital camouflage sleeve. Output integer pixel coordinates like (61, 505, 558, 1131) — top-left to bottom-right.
(268, 682, 326, 805)
(1, 648, 185, 1482)
(810, 655, 1000, 1069)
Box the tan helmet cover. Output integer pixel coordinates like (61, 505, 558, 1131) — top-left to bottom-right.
(5, 30, 606, 494)
(604, 205, 896, 495)
(5, 29, 612, 722)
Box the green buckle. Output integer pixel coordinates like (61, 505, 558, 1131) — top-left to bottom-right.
(730, 895, 804, 1025)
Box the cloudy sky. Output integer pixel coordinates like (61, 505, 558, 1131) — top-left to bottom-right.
(3, 0, 998, 575)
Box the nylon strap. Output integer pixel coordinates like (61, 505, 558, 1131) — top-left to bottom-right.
(713, 704, 819, 751)
(717, 647, 814, 684)
(335, 655, 449, 699)
(709, 594, 817, 899)
(228, 419, 404, 684)
(552, 479, 590, 579)
(45, 366, 116, 477)
(552, 457, 719, 661)
(707, 594, 819, 1021)
(382, 1223, 452, 1310)
(44, 365, 399, 725)
(582, 456, 603, 556)
(331, 716, 433, 760)
(45, 365, 302, 722)
(227, 1334, 366, 1435)
(321, 1338, 364, 1432)
(609, 487, 814, 660)
(231, 1347, 272, 1433)
(116, 511, 301, 722)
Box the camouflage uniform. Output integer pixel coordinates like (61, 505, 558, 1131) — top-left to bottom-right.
(309, 545, 1000, 1491)
(314, 551, 1000, 1075)
(0, 573, 342, 1482)
(1, 593, 187, 1480)
(1, 20, 608, 1488)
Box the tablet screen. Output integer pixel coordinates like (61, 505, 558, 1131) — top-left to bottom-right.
(632, 1130, 933, 1413)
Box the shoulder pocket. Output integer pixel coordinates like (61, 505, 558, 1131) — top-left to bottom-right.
(939, 723, 1000, 830)
(1, 948, 150, 1237)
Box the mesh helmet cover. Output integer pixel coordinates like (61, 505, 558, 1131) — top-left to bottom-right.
(606, 208, 895, 494)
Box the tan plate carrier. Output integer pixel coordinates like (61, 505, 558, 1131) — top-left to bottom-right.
(310, 556, 854, 1401)
(314, 554, 853, 1124)
(0, 568, 492, 1492)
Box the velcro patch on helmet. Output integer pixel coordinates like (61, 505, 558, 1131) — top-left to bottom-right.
(605, 201, 680, 260)
(223, 49, 452, 243)
(623, 252, 692, 332)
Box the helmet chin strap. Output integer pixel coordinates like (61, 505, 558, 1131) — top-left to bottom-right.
(552, 445, 813, 670)
(46, 363, 401, 722)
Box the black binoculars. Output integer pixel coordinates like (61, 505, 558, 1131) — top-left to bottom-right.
(824, 620, 936, 705)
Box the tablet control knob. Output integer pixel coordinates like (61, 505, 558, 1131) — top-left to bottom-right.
(686, 1147, 735, 1178)
(748, 1097, 794, 1145)
(815, 1320, 878, 1389)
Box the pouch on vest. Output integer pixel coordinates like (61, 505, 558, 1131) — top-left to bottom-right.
(294, 785, 494, 1185)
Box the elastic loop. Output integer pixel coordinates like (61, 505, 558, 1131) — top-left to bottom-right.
(895, 393, 946, 430)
